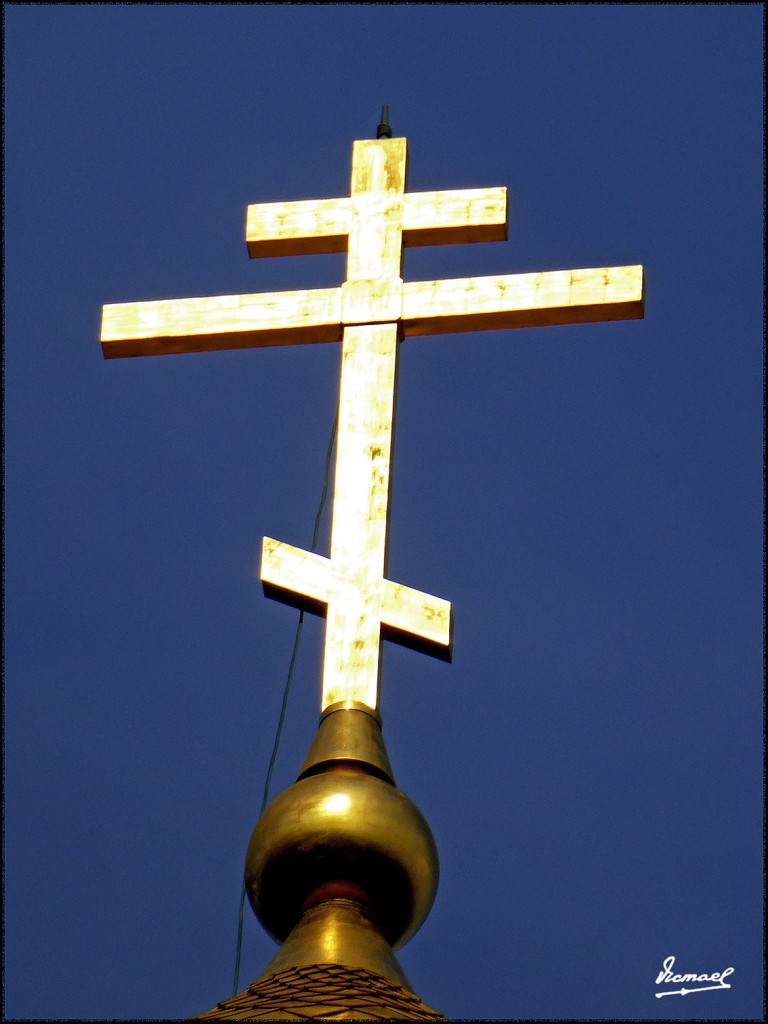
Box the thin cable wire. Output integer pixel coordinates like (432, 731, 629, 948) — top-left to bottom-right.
(232, 408, 338, 996)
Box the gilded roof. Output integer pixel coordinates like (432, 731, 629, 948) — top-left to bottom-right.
(193, 963, 444, 1021)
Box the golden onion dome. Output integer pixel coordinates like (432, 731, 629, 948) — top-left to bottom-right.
(244, 701, 439, 951)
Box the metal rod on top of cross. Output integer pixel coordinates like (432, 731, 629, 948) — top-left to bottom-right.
(377, 105, 392, 139)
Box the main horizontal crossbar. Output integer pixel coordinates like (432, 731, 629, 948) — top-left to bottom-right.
(101, 265, 644, 358)
(403, 265, 645, 334)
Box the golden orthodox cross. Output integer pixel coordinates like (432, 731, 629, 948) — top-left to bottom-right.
(101, 135, 644, 712)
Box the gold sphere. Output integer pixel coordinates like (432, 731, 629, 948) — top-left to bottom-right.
(245, 763, 439, 949)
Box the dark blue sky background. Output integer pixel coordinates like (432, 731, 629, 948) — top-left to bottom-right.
(4, 5, 763, 1021)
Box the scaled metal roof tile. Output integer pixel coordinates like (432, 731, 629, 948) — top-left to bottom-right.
(194, 963, 444, 1021)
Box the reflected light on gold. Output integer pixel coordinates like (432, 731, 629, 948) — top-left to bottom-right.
(323, 792, 351, 814)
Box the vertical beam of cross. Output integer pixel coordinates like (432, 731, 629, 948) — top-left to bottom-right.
(329, 142, 405, 706)
(262, 140, 453, 711)
(329, 143, 405, 708)
(323, 322, 401, 708)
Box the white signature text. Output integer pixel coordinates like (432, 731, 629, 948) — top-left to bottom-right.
(655, 955, 734, 997)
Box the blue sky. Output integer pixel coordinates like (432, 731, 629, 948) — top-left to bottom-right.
(4, 5, 763, 1020)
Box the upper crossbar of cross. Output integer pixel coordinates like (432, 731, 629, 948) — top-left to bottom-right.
(101, 136, 644, 712)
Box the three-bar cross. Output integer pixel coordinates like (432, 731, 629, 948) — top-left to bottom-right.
(101, 136, 644, 712)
